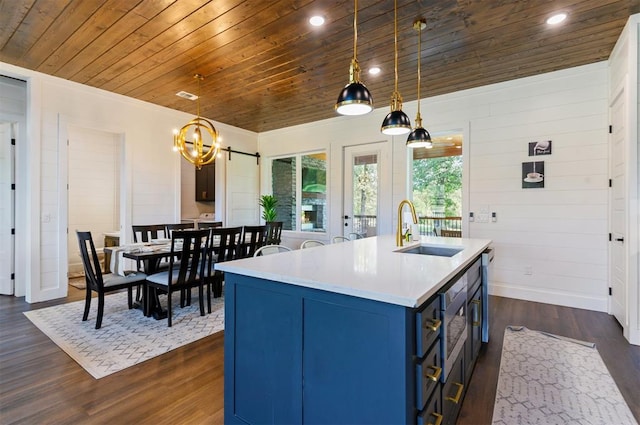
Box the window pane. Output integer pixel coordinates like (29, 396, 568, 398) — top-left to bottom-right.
(272, 157, 296, 231)
(352, 154, 378, 237)
(301, 153, 326, 232)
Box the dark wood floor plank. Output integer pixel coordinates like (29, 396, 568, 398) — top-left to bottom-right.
(1, 289, 638, 424)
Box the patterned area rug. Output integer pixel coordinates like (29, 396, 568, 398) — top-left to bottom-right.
(492, 326, 637, 425)
(24, 290, 224, 379)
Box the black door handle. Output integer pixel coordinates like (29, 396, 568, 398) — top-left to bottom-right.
(615, 237, 624, 242)
(344, 215, 350, 219)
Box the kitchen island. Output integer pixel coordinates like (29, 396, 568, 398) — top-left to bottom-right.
(217, 234, 492, 425)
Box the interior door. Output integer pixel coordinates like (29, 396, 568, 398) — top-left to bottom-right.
(609, 86, 627, 326)
(225, 153, 259, 227)
(0, 123, 14, 294)
(343, 143, 390, 238)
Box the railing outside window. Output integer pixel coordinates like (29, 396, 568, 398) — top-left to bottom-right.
(352, 215, 462, 237)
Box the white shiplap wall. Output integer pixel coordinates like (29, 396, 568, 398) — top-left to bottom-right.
(259, 61, 610, 312)
(467, 65, 609, 312)
(0, 61, 259, 302)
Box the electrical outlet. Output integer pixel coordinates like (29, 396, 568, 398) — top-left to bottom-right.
(524, 265, 533, 275)
(476, 213, 490, 223)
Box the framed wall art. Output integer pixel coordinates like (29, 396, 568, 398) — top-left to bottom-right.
(522, 161, 544, 188)
(528, 140, 551, 156)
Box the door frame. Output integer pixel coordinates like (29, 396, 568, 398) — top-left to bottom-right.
(341, 141, 392, 238)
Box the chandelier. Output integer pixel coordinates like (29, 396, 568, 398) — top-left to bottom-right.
(173, 74, 221, 169)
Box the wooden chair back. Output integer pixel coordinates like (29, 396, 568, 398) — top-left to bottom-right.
(166, 229, 210, 290)
(238, 225, 267, 258)
(197, 221, 223, 230)
(132, 224, 167, 242)
(165, 223, 195, 236)
(76, 231, 104, 292)
(211, 226, 243, 262)
(265, 221, 283, 245)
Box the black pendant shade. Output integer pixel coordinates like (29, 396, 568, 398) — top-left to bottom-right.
(381, 109, 412, 135)
(406, 126, 432, 148)
(336, 81, 373, 116)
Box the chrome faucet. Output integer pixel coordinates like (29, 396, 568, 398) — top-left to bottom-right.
(396, 199, 418, 246)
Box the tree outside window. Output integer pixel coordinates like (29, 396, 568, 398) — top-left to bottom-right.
(412, 155, 462, 218)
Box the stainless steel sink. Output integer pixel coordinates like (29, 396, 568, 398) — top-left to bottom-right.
(395, 244, 463, 257)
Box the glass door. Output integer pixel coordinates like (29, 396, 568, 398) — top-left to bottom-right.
(343, 143, 390, 238)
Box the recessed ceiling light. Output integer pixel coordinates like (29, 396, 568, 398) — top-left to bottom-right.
(309, 16, 325, 26)
(369, 67, 381, 75)
(546, 13, 567, 25)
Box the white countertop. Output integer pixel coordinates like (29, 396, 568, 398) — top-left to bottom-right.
(216, 235, 491, 308)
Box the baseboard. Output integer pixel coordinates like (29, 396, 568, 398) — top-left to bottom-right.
(489, 281, 608, 312)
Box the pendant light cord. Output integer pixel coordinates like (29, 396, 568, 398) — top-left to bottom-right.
(353, 0, 358, 60)
(196, 76, 201, 117)
(393, 0, 398, 92)
(416, 23, 421, 116)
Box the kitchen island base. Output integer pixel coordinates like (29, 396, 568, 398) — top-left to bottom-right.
(224, 273, 414, 424)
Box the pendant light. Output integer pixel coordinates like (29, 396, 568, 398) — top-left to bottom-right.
(335, 0, 373, 115)
(406, 19, 432, 148)
(381, 0, 411, 135)
(172, 74, 221, 170)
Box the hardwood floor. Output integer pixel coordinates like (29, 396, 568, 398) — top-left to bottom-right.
(1, 289, 638, 424)
(0, 286, 224, 424)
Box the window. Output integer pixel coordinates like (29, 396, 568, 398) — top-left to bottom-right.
(411, 133, 463, 235)
(271, 152, 327, 232)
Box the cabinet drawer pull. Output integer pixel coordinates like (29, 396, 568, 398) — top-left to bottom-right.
(426, 318, 441, 332)
(425, 365, 442, 382)
(445, 382, 464, 404)
(427, 412, 443, 425)
(471, 299, 481, 327)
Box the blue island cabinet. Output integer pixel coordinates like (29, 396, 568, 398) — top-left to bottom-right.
(224, 273, 419, 424)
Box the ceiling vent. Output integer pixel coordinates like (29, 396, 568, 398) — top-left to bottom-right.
(176, 91, 198, 101)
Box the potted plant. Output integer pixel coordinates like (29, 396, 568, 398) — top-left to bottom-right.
(259, 194, 278, 222)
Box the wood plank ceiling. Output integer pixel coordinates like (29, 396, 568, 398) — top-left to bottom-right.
(1, 0, 638, 133)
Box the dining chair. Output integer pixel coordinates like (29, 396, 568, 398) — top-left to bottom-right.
(264, 221, 283, 245)
(300, 239, 325, 249)
(197, 221, 223, 230)
(165, 222, 195, 236)
(237, 225, 267, 259)
(76, 231, 147, 329)
(253, 245, 292, 256)
(332, 236, 350, 243)
(131, 224, 169, 301)
(132, 224, 168, 243)
(144, 229, 210, 327)
(210, 226, 243, 298)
